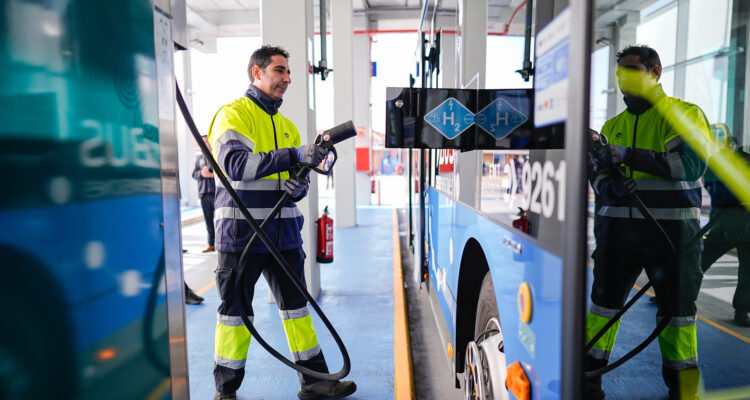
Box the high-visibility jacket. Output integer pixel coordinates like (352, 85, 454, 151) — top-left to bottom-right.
(207, 85, 305, 253)
(591, 84, 711, 249)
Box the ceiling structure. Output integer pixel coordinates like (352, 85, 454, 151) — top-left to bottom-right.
(185, 0, 531, 51)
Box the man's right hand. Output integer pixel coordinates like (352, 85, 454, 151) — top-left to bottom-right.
(292, 144, 328, 167)
(611, 177, 637, 198)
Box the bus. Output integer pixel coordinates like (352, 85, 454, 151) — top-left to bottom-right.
(388, 1, 750, 399)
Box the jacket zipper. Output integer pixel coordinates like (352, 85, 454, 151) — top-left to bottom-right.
(271, 114, 282, 247)
(629, 114, 639, 218)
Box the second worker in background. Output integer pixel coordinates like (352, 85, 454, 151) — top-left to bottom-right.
(207, 45, 356, 400)
(193, 134, 216, 253)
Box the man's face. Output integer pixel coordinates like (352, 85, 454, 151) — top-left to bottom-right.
(252, 55, 291, 101)
(616, 54, 660, 97)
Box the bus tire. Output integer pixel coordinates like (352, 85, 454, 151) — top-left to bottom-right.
(0, 248, 76, 399)
(474, 272, 499, 338)
(464, 272, 509, 400)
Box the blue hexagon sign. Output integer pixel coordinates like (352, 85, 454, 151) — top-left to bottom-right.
(474, 98, 528, 139)
(424, 97, 475, 140)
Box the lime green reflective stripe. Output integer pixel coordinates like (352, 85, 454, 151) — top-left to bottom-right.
(282, 314, 319, 354)
(586, 311, 621, 354)
(658, 324, 697, 362)
(215, 321, 251, 361)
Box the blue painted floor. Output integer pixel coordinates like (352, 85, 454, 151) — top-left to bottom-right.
(185, 206, 395, 400)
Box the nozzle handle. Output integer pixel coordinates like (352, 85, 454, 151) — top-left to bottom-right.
(318, 120, 356, 149)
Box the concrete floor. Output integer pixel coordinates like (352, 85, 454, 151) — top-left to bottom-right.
(181, 206, 396, 400)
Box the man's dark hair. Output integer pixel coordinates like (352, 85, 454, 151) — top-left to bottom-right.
(616, 45, 662, 71)
(248, 45, 289, 82)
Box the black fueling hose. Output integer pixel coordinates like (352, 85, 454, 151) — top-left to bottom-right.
(176, 83, 353, 381)
(584, 131, 711, 378)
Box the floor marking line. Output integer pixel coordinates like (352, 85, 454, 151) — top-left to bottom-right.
(196, 281, 216, 296)
(393, 208, 415, 400)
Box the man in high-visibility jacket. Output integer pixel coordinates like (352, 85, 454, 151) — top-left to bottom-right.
(585, 45, 710, 400)
(207, 45, 356, 400)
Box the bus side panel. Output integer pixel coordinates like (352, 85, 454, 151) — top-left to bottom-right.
(452, 201, 564, 399)
(427, 187, 458, 339)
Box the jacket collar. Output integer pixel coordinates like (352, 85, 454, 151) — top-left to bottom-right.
(624, 83, 667, 115)
(245, 84, 283, 115)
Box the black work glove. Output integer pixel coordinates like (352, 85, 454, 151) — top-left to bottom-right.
(610, 177, 637, 198)
(596, 144, 629, 167)
(285, 175, 309, 199)
(292, 144, 328, 167)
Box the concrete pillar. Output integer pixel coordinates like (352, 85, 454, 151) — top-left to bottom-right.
(174, 49, 199, 207)
(673, 0, 689, 99)
(353, 28, 372, 206)
(259, 0, 320, 298)
(440, 31, 456, 89)
(455, 0, 487, 207)
(332, 0, 356, 226)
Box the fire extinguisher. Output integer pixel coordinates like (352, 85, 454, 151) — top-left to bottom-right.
(316, 206, 334, 263)
(512, 207, 530, 233)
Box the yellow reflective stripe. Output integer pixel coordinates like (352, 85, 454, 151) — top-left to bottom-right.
(586, 311, 621, 353)
(658, 324, 697, 362)
(282, 314, 319, 354)
(215, 321, 251, 361)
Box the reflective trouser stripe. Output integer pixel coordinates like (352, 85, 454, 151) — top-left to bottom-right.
(586, 311, 621, 360)
(215, 320, 252, 369)
(658, 322, 698, 369)
(281, 313, 321, 361)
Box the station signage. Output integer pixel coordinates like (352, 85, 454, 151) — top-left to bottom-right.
(386, 87, 563, 150)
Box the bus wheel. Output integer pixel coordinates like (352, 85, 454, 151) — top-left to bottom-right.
(464, 272, 509, 400)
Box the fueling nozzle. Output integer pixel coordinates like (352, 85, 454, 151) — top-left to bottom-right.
(308, 120, 357, 176)
(589, 128, 608, 150)
(317, 120, 357, 150)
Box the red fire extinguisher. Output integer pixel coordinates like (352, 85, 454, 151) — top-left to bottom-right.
(512, 207, 530, 234)
(316, 206, 334, 263)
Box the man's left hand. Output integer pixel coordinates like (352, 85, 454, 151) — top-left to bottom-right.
(285, 176, 309, 198)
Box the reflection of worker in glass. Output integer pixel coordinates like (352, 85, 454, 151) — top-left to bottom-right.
(701, 136, 750, 327)
(585, 45, 710, 400)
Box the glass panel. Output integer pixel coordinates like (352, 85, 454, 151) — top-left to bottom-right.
(590, 46, 610, 132)
(687, 0, 731, 59)
(588, 1, 750, 398)
(660, 69, 675, 99)
(684, 57, 729, 126)
(479, 150, 528, 223)
(636, 6, 678, 67)
(485, 36, 534, 89)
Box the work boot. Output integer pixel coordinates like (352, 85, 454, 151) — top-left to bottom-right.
(185, 284, 204, 305)
(297, 380, 357, 400)
(202, 245, 216, 253)
(734, 310, 750, 327)
(663, 367, 700, 400)
(583, 377, 606, 399)
(213, 391, 236, 400)
(583, 355, 607, 399)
